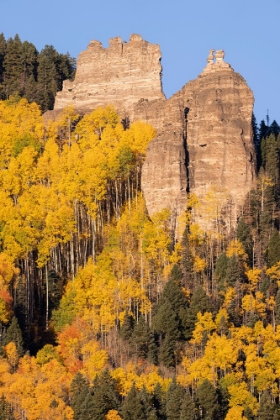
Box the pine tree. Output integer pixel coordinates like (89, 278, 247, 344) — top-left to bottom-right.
(179, 389, 196, 420)
(152, 383, 166, 420)
(3, 316, 24, 356)
(36, 46, 59, 111)
(0, 33, 6, 98)
(122, 383, 146, 420)
(196, 379, 219, 420)
(225, 255, 243, 288)
(70, 372, 91, 420)
(165, 380, 185, 420)
(132, 317, 156, 361)
(214, 253, 228, 292)
(3, 35, 23, 97)
(91, 369, 120, 419)
(120, 312, 135, 341)
(21, 40, 38, 97)
(237, 217, 253, 266)
(184, 286, 212, 340)
(267, 230, 280, 267)
(275, 289, 280, 326)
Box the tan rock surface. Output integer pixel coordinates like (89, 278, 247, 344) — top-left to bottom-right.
(54, 34, 165, 115)
(52, 39, 256, 233)
(140, 52, 256, 233)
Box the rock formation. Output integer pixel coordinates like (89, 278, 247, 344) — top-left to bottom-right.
(139, 50, 256, 233)
(52, 37, 256, 234)
(54, 34, 165, 116)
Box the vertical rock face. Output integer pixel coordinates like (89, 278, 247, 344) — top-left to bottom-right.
(52, 37, 256, 233)
(141, 52, 256, 232)
(184, 58, 255, 229)
(54, 34, 165, 114)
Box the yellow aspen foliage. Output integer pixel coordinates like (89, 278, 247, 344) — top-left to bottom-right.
(227, 382, 259, 415)
(191, 312, 216, 345)
(246, 268, 262, 292)
(81, 340, 108, 381)
(189, 223, 205, 247)
(226, 239, 247, 261)
(106, 410, 123, 420)
(222, 287, 236, 309)
(242, 292, 266, 319)
(225, 406, 248, 420)
(121, 120, 156, 156)
(0, 253, 19, 288)
(188, 355, 216, 386)
(266, 262, 280, 286)
(193, 255, 206, 273)
(4, 342, 19, 372)
(205, 334, 238, 375)
(36, 344, 61, 366)
(111, 363, 170, 396)
(215, 308, 230, 331)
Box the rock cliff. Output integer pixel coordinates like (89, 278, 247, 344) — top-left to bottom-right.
(54, 34, 165, 115)
(52, 36, 256, 233)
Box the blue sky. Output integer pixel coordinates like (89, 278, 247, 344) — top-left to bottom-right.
(1, 0, 279, 124)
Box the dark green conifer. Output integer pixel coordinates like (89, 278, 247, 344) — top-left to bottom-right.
(179, 389, 196, 420)
(184, 286, 212, 340)
(3, 35, 23, 97)
(70, 372, 91, 420)
(267, 230, 280, 267)
(3, 316, 24, 357)
(120, 312, 135, 341)
(0, 33, 6, 98)
(196, 379, 219, 420)
(165, 380, 185, 420)
(152, 383, 166, 420)
(132, 317, 157, 362)
(122, 383, 146, 420)
(91, 369, 120, 419)
(237, 217, 253, 265)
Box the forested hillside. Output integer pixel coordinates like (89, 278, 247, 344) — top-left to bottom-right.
(0, 34, 75, 111)
(0, 92, 280, 419)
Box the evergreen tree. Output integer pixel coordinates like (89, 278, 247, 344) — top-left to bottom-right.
(165, 380, 185, 420)
(268, 120, 280, 138)
(132, 317, 157, 363)
(196, 380, 219, 420)
(122, 383, 146, 420)
(3, 35, 23, 97)
(237, 217, 253, 266)
(91, 369, 120, 419)
(120, 312, 135, 341)
(184, 286, 212, 340)
(3, 316, 24, 356)
(179, 389, 196, 420)
(70, 372, 91, 420)
(267, 230, 280, 267)
(36, 45, 75, 111)
(0, 33, 6, 98)
(21, 40, 38, 96)
(275, 289, 280, 326)
(152, 383, 166, 420)
(225, 255, 243, 288)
